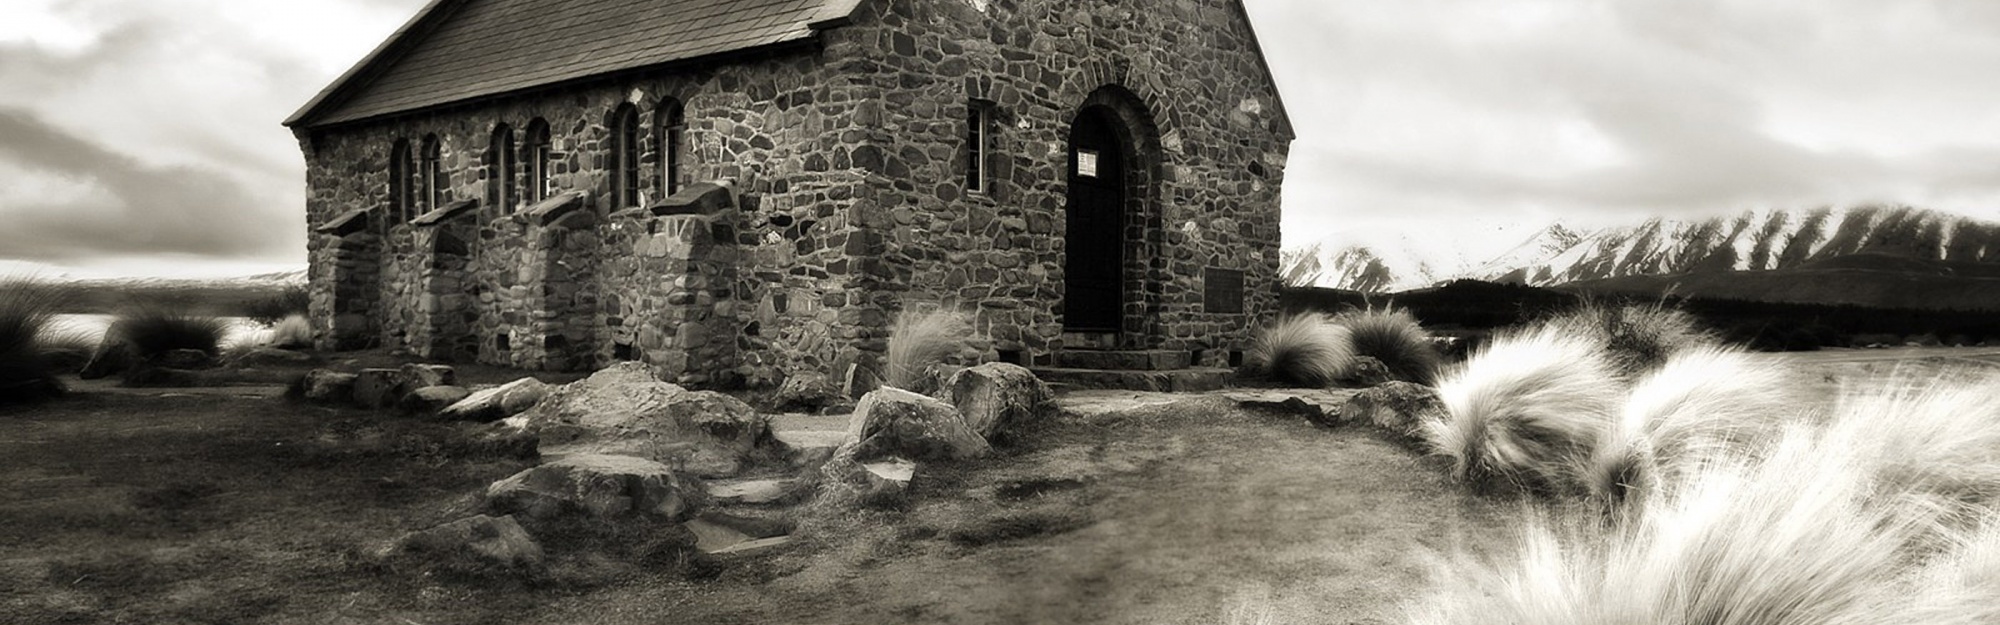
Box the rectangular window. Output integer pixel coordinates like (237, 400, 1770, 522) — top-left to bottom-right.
(1077, 149, 1100, 178)
(531, 145, 550, 202)
(966, 104, 988, 194)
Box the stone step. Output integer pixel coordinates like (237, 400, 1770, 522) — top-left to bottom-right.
(771, 428, 846, 469)
(687, 511, 797, 556)
(1054, 349, 1191, 371)
(1029, 367, 1233, 393)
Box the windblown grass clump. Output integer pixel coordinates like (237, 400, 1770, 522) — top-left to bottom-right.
(884, 309, 972, 393)
(268, 314, 312, 349)
(1821, 372, 2000, 520)
(1426, 326, 1622, 494)
(1332, 307, 1441, 384)
(0, 277, 72, 402)
(1243, 314, 1354, 387)
(1545, 301, 1714, 375)
(111, 307, 229, 362)
(1583, 345, 1795, 508)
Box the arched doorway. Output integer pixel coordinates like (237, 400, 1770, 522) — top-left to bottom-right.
(1064, 105, 1128, 332)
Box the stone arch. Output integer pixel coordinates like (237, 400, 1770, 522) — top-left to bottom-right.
(1065, 83, 1168, 347)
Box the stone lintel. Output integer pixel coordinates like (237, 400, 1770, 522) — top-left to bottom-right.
(648, 180, 736, 216)
(412, 199, 479, 227)
(316, 207, 372, 236)
(526, 190, 590, 226)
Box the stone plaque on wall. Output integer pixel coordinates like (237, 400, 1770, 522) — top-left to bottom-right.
(1204, 268, 1245, 314)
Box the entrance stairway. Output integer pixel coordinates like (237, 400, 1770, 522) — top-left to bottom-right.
(1030, 334, 1233, 392)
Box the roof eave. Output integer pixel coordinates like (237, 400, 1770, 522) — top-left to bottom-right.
(284, 0, 460, 128)
(1231, 0, 1296, 141)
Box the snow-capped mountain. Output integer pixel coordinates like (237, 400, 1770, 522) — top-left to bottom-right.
(1305, 206, 2000, 292)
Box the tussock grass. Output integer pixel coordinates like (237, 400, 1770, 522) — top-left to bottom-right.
(885, 309, 971, 393)
(1243, 314, 1354, 387)
(111, 307, 228, 361)
(1333, 307, 1441, 384)
(1407, 424, 1998, 625)
(1545, 302, 1714, 375)
(1821, 372, 2000, 520)
(1584, 345, 1795, 508)
(1426, 326, 1622, 494)
(0, 276, 72, 401)
(268, 314, 312, 349)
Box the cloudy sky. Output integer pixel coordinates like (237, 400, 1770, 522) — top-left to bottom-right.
(4, 0, 2000, 277)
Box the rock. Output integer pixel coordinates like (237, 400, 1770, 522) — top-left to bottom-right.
(154, 349, 216, 369)
(817, 443, 915, 507)
(401, 385, 471, 415)
(387, 514, 544, 573)
(352, 368, 411, 409)
(467, 422, 541, 460)
(1340, 356, 1394, 388)
(298, 369, 358, 404)
(229, 347, 315, 368)
(1226, 389, 1347, 428)
(525, 363, 772, 477)
(78, 339, 136, 380)
(704, 477, 798, 506)
(847, 387, 990, 462)
(941, 362, 1054, 441)
(439, 377, 551, 422)
(1341, 381, 1444, 440)
(400, 363, 457, 389)
(773, 371, 843, 412)
(485, 454, 703, 522)
(773, 429, 846, 469)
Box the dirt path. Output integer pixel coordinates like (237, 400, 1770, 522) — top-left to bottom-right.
(520, 393, 1523, 625)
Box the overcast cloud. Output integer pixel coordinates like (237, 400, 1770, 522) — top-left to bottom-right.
(3, 0, 2000, 275)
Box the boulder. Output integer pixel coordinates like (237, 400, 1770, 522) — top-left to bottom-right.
(704, 477, 800, 506)
(400, 363, 457, 389)
(773, 371, 843, 413)
(352, 368, 410, 409)
(298, 369, 357, 404)
(229, 347, 315, 368)
(439, 377, 551, 422)
(817, 443, 915, 507)
(485, 454, 703, 522)
(1341, 381, 1444, 440)
(78, 339, 136, 380)
(847, 387, 989, 462)
(1340, 356, 1395, 388)
(154, 349, 216, 369)
(941, 362, 1055, 441)
(524, 363, 771, 477)
(401, 385, 471, 415)
(386, 514, 544, 573)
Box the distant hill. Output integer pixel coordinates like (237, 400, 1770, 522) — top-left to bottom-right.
(1562, 252, 2000, 311)
(22, 269, 308, 317)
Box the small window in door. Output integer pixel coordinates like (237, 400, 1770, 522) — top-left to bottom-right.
(1076, 149, 1100, 178)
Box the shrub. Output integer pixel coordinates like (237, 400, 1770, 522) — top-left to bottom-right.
(1332, 307, 1441, 384)
(1425, 326, 1621, 495)
(110, 307, 228, 361)
(1405, 424, 1993, 625)
(884, 309, 971, 393)
(243, 283, 309, 325)
(1544, 302, 1713, 375)
(0, 277, 72, 402)
(1583, 345, 1793, 509)
(1242, 314, 1353, 387)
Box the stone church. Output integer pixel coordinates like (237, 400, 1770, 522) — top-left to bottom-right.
(285, 0, 1293, 390)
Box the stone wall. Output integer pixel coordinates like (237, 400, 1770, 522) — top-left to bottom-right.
(295, 0, 1292, 385)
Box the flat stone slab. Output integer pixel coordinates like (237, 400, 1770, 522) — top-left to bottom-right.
(1055, 390, 1187, 417)
(685, 518, 754, 553)
(1221, 389, 1356, 427)
(709, 535, 793, 556)
(704, 478, 796, 505)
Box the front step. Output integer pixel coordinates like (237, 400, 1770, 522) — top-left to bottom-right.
(1054, 349, 1192, 371)
(1029, 367, 1233, 393)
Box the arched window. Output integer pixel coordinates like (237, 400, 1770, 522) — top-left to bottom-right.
(611, 103, 640, 208)
(419, 134, 442, 218)
(656, 99, 685, 197)
(489, 124, 516, 213)
(389, 138, 414, 225)
(524, 118, 552, 204)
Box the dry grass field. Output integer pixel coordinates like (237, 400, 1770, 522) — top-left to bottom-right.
(0, 347, 1993, 625)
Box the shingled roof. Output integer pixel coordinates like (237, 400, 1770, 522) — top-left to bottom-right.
(286, 0, 864, 128)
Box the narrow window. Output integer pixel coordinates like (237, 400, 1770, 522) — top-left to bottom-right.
(419, 134, 442, 218)
(612, 103, 640, 208)
(490, 124, 516, 213)
(967, 102, 991, 194)
(524, 118, 552, 204)
(388, 138, 413, 226)
(656, 99, 685, 197)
